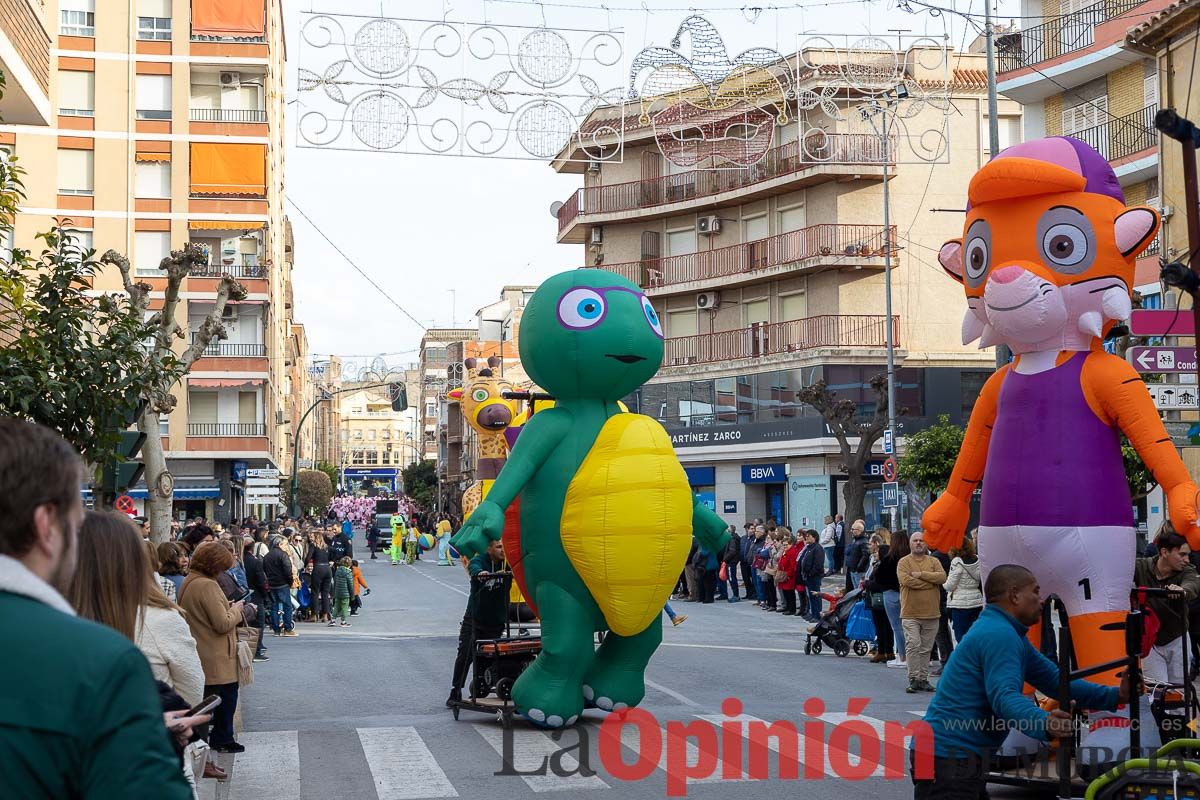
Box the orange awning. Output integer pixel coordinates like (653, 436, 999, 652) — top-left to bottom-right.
(188, 220, 265, 230)
(189, 143, 266, 196)
(136, 152, 170, 162)
(191, 0, 266, 37)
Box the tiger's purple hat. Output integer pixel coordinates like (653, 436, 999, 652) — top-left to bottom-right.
(967, 136, 1123, 210)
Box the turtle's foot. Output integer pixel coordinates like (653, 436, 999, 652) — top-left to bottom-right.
(581, 665, 646, 712)
(512, 661, 583, 729)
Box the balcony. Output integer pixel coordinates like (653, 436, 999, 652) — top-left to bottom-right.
(0, 0, 52, 126)
(1067, 104, 1158, 179)
(189, 262, 266, 279)
(994, 0, 1155, 102)
(557, 134, 893, 242)
(997, 0, 1143, 72)
(191, 33, 266, 43)
(190, 107, 267, 123)
(661, 315, 898, 372)
(196, 342, 266, 357)
(188, 423, 266, 436)
(599, 224, 895, 294)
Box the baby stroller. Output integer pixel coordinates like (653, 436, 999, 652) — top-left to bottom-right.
(804, 587, 874, 658)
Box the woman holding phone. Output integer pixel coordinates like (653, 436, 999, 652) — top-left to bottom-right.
(178, 541, 247, 755)
(68, 511, 215, 784)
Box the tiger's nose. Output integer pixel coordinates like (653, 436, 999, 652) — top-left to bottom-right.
(989, 265, 1025, 284)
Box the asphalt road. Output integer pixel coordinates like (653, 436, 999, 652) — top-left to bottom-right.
(196, 552, 1039, 800)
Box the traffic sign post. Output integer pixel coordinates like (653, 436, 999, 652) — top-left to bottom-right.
(114, 495, 136, 515)
(882, 457, 898, 483)
(1146, 383, 1200, 410)
(882, 482, 900, 509)
(1128, 347, 1200, 373)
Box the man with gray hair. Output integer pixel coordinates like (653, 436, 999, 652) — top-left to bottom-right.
(898, 530, 946, 693)
(263, 534, 297, 636)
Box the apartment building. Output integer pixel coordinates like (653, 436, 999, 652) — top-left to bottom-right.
(3, 0, 296, 523)
(551, 47, 1014, 529)
(338, 381, 419, 496)
(0, 0, 52, 127)
(997, 0, 1167, 297)
(287, 322, 314, 470)
(309, 355, 344, 469)
(417, 327, 475, 462)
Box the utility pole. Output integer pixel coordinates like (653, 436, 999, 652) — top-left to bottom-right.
(983, 0, 1011, 369)
(1154, 109, 1200, 392)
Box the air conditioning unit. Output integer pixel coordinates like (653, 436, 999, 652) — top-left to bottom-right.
(587, 159, 602, 172)
(589, 226, 603, 245)
(220, 71, 242, 88)
(696, 291, 719, 311)
(697, 215, 721, 235)
(1161, 204, 1174, 220)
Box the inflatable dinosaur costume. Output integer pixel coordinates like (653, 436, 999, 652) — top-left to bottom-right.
(451, 269, 730, 728)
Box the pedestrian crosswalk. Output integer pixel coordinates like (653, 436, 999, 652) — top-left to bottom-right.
(196, 709, 929, 800)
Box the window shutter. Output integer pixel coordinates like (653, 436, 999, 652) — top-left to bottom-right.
(60, 0, 95, 11)
(136, 74, 172, 112)
(138, 0, 170, 16)
(58, 71, 94, 112)
(57, 149, 93, 192)
(1145, 74, 1158, 107)
(135, 230, 171, 273)
(640, 231, 660, 259)
(135, 161, 171, 198)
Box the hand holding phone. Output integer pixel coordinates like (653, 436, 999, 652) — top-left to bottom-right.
(187, 694, 222, 717)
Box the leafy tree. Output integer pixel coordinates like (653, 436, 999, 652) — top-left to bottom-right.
(797, 373, 902, 523)
(402, 459, 437, 509)
(1122, 437, 1156, 502)
(316, 460, 340, 489)
(296, 469, 334, 514)
(897, 414, 965, 498)
(0, 132, 175, 475)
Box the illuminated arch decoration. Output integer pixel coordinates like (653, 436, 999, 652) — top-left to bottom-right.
(297, 12, 625, 162)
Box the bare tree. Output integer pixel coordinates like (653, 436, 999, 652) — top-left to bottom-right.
(797, 373, 901, 523)
(103, 244, 247, 542)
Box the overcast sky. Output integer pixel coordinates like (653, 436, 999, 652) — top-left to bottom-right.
(284, 0, 1007, 378)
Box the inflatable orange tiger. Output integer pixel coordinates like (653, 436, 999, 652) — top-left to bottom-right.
(923, 137, 1200, 689)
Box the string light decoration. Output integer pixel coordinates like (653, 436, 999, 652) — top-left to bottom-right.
(297, 12, 625, 161)
(627, 15, 794, 169)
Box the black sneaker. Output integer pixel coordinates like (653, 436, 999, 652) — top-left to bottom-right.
(905, 681, 920, 694)
(917, 680, 937, 692)
(446, 688, 462, 708)
(253, 654, 269, 662)
(212, 741, 246, 753)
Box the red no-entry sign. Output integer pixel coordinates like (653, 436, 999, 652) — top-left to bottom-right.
(115, 495, 135, 515)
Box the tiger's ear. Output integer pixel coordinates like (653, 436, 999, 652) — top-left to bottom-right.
(939, 239, 965, 284)
(1115, 206, 1160, 257)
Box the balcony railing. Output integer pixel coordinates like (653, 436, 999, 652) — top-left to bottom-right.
(189, 107, 268, 123)
(190, 33, 266, 43)
(1067, 104, 1157, 163)
(557, 133, 894, 233)
(194, 342, 267, 357)
(188, 423, 266, 436)
(189, 262, 266, 279)
(599, 224, 895, 289)
(997, 0, 1144, 72)
(663, 315, 898, 367)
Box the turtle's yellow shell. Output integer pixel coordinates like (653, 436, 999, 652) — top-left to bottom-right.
(560, 413, 692, 636)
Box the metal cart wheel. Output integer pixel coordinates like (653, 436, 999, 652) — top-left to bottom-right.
(811, 640, 823, 655)
(834, 639, 851, 658)
(474, 675, 491, 699)
(853, 640, 870, 657)
(496, 677, 514, 701)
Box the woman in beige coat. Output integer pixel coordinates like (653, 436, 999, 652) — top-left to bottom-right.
(178, 541, 246, 754)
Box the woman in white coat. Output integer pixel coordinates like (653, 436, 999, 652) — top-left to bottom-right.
(944, 533, 985, 645)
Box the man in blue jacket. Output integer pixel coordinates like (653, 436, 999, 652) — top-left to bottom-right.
(916, 564, 1131, 798)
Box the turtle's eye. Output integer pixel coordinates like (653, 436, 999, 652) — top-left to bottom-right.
(641, 296, 664, 339)
(557, 288, 606, 330)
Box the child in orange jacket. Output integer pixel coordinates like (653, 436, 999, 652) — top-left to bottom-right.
(350, 559, 370, 616)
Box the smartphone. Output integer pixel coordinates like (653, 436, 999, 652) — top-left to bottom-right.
(238, 589, 254, 603)
(186, 694, 221, 717)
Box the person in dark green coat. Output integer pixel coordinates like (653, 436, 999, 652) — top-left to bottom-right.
(331, 556, 355, 626)
(0, 418, 195, 799)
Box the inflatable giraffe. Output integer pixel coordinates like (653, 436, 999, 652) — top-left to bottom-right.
(448, 356, 518, 519)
